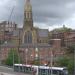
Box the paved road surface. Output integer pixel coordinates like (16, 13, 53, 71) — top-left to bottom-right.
(0, 72, 31, 75)
(0, 66, 31, 75)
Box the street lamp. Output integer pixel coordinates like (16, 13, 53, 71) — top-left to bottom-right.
(35, 48, 39, 60)
(31, 54, 33, 58)
(35, 47, 40, 66)
(30, 54, 33, 64)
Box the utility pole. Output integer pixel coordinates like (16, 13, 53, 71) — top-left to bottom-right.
(18, 29, 21, 72)
(50, 49, 53, 75)
(8, 6, 15, 70)
(13, 48, 14, 70)
(74, 48, 75, 75)
(25, 48, 28, 65)
(0, 41, 1, 65)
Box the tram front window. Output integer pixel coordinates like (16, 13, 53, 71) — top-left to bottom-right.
(63, 69, 68, 75)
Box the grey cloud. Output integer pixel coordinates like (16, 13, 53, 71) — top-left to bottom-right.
(32, 0, 75, 26)
(0, 0, 75, 27)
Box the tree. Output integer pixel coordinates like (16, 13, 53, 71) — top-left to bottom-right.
(68, 59, 74, 74)
(5, 49, 19, 66)
(66, 45, 75, 54)
(57, 57, 74, 74)
(51, 25, 72, 33)
(57, 57, 69, 66)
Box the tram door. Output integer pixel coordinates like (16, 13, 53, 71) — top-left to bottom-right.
(38, 69, 63, 75)
(24, 66, 32, 73)
(14, 66, 19, 72)
(38, 68, 49, 75)
(14, 66, 23, 72)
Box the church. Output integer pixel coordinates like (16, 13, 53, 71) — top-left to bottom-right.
(22, 0, 49, 44)
(0, 0, 63, 65)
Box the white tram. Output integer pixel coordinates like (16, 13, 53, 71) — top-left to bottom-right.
(14, 64, 68, 75)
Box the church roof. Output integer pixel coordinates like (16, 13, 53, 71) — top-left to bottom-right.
(37, 29, 49, 37)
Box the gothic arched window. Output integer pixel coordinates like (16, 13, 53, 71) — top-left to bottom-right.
(24, 31, 32, 43)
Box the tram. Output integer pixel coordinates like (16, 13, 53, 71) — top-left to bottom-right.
(38, 66, 68, 75)
(14, 64, 68, 75)
(14, 64, 32, 73)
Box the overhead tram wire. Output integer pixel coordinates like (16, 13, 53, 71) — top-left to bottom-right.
(8, 6, 15, 22)
(7, 6, 16, 70)
(7, 6, 21, 71)
(4, 6, 15, 43)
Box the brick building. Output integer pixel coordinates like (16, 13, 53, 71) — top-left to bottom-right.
(64, 30, 75, 46)
(0, 0, 64, 65)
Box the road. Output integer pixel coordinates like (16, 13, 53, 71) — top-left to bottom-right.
(0, 66, 31, 75)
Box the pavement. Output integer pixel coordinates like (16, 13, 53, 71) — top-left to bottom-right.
(0, 66, 31, 75)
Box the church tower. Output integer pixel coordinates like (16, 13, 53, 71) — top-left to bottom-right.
(23, 0, 33, 29)
(22, 0, 37, 44)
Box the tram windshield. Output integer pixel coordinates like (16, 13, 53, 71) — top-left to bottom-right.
(63, 69, 68, 75)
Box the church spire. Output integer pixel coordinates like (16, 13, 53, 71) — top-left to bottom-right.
(25, 0, 32, 12)
(26, 0, 30, 3)
(23, 0, 33, 29)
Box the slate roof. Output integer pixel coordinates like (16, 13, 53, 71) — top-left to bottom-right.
(37, 29, 49, 37)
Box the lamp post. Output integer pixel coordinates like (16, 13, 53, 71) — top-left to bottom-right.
(30, 54, 34, 65)
(74, 46, 75, 75)
(25, 48, 28, 65)
(35, 48, 39, 59)
(35, 47, 39, 65)
(0, 46, 1, 65)
(51, 50, 53, 75)
(13, 48, 14, 70)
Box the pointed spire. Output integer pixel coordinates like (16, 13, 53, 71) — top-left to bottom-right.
(26, 0, 30, 3)
(25, 0, 31, 5)
(25, 0, 32, 11)
(23, 0, 33, 29)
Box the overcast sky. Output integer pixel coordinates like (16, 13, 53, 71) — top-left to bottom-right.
(0, 0, 75, 31)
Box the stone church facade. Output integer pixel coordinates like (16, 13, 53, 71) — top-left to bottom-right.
(0, 0, 64, 65)
(22, 0, 49, 44)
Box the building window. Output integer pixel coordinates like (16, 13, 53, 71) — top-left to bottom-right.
(25, 12, 28, 19)
(39, 40, 41, 43)
(24, 31, 32, 43)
